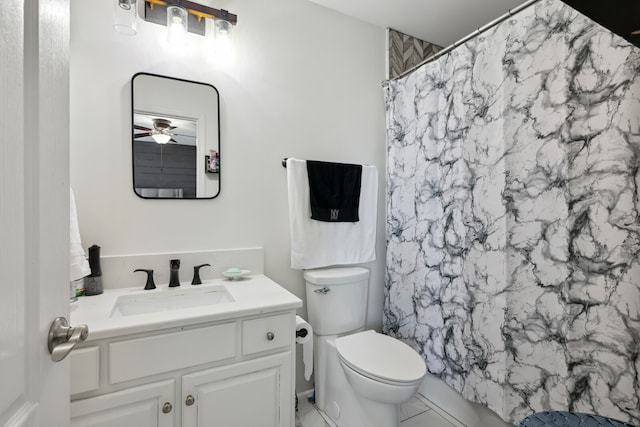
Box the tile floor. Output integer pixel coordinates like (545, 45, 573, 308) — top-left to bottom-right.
(296, 392, 458, 427)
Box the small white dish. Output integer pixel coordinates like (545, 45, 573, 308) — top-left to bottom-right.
(222, 269, 251, 280)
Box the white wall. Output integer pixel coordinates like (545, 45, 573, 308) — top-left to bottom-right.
(70, 0, 386, 392)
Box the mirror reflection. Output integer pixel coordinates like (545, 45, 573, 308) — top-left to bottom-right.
(132, 73, 220, 199)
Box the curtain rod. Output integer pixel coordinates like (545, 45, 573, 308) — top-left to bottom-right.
(387, 0, 541, 83)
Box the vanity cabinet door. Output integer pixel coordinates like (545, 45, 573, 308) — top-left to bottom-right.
(182, 352, 293, 427)
(71, 379, 175, 427)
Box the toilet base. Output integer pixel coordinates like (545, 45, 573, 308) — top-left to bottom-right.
(318, 399, 399, 427)
(315, 335, 402, 427)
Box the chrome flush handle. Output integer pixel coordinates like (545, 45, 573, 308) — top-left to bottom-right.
(314, 286, 330, 294)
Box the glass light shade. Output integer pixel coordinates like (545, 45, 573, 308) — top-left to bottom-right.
(113, 0, 137, 35)
(167, 6, 188, 47)
(214, 18, 232, 60)
(152, 133, 171, 144)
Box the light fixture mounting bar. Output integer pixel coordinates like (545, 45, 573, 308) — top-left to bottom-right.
(145, 0, 237, 25)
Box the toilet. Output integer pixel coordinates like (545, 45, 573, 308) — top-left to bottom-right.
(305, 267, 426, 427)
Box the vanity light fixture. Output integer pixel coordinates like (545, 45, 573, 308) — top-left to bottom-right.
(137, 0, 237, 47)
(214, 10, 233, 59)
(166, 5, 188, 46)
(114, 0, 138, 35)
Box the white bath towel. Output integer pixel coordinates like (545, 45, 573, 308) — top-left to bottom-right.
(287, 158, 377, 269)
(70, 188, 91, 281)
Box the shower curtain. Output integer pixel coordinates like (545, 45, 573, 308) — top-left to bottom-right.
(383, 0, 640, 424)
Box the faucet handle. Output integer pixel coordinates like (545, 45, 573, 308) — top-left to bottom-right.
(134, 269, 156, 290)
(191, 264, 211, 285)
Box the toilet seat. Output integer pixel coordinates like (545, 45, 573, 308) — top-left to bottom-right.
(335, 330, 426, 385)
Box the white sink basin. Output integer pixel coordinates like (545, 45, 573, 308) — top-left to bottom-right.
(110, 285, 234, 318)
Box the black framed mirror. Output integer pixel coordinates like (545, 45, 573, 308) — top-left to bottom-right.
(131, 73, 220, 199)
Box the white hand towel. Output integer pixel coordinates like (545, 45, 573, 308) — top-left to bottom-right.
(287, 158, 377, 269)
(70, 188, 91, 281)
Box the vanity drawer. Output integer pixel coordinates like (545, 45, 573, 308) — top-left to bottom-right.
(242, 314, 293, 355)
(109, 322, 236, 384)
(70, 346, 100, 395)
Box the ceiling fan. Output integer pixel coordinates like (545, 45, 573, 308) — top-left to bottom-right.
(134, 118, 177, 144)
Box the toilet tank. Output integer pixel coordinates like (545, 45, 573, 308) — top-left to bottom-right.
(304, 267, 370, 336)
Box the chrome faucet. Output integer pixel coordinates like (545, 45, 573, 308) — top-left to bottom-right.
(169, 259, 181, 287)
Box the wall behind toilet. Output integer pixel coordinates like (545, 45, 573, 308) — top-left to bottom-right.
(70, 0, 386, 392)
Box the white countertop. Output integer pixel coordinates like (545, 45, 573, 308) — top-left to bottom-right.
(71, 274, 302, 341)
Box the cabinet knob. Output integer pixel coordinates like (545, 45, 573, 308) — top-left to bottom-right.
(266, 331, 275, 341)
(162, 402, 173, 414)
(185, 394, 195, 406)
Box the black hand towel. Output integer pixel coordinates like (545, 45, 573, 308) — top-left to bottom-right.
(306, 160, 363, 222)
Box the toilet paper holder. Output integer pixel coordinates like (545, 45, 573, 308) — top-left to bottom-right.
(295, 315, 313, 381)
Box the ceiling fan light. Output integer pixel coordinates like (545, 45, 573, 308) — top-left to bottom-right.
(152, 133, 172, 144)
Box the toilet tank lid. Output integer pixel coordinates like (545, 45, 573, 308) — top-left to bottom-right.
(304, 267, 369, 285)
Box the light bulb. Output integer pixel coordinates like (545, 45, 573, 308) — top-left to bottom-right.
(152, 133, 171, 144)
(167, 6, 188, 47)
(214, 18, 232, 62)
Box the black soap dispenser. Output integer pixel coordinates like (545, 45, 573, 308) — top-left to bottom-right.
(84, 244, 103, 296)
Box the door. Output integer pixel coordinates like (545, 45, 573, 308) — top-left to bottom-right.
(0, 0, 71, 426)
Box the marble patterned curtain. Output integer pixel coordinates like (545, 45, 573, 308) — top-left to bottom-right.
(383, 0, 640, 424)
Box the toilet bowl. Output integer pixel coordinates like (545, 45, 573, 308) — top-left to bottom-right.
(336, 330, 425, 405)
(334, 330, 426, 426)
(305, 267, 427, 427)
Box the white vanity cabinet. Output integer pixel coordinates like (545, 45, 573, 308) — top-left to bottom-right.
(70, 311, 296, 427)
